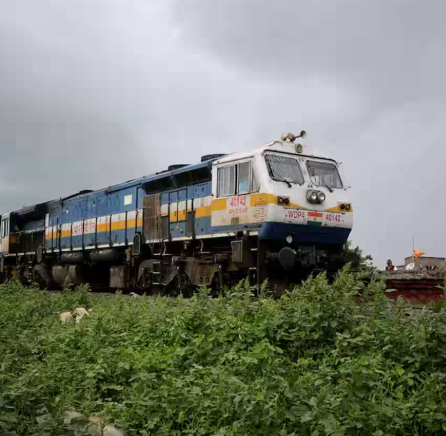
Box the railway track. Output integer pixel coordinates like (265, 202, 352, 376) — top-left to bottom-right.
(46, 288, 132, 299)
(37, 269, 445, 306)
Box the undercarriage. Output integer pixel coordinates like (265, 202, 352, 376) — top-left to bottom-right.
(0, 233, 358, 295)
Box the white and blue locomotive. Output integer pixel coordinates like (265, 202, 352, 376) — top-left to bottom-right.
(0, 132, 354, 291)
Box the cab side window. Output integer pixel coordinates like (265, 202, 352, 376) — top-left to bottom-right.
(217, 160, 259, 197)
(237, 162, 250, 195)
(217, 165, 236, 197)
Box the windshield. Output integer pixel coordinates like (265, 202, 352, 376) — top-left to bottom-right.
(306, 160, 342, 189)
(265, 153, 304, 185)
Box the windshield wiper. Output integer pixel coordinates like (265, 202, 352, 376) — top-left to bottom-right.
(281, 179, 292, 188)
(324, 183, 333, 193)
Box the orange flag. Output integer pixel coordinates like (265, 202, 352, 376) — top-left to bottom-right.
(413, 250, 425, 260)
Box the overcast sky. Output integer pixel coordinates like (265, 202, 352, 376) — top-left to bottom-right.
(1, 0, 445, 267)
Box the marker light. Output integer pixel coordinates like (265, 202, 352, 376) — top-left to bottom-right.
(286, 234, 293, 244)
(277, 196, 290, 206)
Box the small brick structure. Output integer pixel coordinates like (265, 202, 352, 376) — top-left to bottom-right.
(384, 270, 444, 304)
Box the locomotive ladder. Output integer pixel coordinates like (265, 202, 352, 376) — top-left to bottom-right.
(248, 237, 261, 290)
(151, 260, 162, 286)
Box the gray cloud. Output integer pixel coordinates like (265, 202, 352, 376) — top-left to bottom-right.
(1, 0, 445, 267)
(170, 0, 446, 265)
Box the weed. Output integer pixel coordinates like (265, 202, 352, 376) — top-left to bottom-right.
(1, 269, 446, 435)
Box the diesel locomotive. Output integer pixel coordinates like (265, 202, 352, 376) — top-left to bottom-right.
(0, 132, 354, 293)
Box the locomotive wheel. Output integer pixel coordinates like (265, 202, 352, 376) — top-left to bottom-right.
(32, 268, 49, 290)
(134, 268, 153, 294)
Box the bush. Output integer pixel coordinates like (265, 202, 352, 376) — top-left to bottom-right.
(1, 269, 446, 435)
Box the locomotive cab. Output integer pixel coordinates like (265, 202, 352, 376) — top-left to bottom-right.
(211, 134, 353, 276)
(258, 140, 352, 243)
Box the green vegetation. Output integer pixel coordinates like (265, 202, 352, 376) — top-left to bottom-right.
(1, 268, 446, 436)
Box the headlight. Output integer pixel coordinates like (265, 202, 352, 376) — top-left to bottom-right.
(306, 189, 325, 204)
(286, 234, 293, 244)
(306, 190, 318, 203)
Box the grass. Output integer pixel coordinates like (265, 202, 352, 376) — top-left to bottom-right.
(1, 268, 446, 435)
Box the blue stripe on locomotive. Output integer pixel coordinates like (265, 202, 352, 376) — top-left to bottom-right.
(56, 181, 143, 250)
(260, 222, 351, 246)
(209, 221, 351, 246)
(170, 189, 187, 239)
(107, 186, 138, 245)
(45, 166, 217, 250)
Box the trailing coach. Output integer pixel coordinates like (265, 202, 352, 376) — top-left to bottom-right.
(0, 132, 355, 292)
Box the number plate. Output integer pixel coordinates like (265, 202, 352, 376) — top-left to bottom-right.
(284, 209, 307, 224)
(324, 213, 344, 224)
(228, 196, 248, 216)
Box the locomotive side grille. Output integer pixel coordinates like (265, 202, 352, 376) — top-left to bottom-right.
(143, 194, 161, 242)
